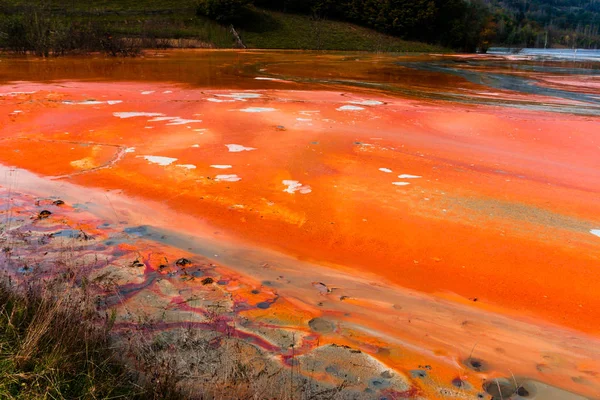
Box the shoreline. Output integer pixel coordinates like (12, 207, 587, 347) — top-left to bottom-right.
(1, 166, 596, 399)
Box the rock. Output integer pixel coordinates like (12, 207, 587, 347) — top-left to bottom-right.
(175, 258, 191, 267)
(464, 357, 487, 372)
(308, 317, 335, 333)
(201, 277, 214, 285)
(53, 200, 65, 206)
(38, 210, 52, 219)
(256, 301, 271, 309)
(312, 282, 332, 294)
(483, 378, 517, 399)
(381, 370, 394, 379)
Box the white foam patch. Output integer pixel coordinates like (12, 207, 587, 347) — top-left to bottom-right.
(163, 91, 173, 94)
(218, 93, 262, 99)
(166, 118, 202, 126)
(11, 110, 22, 114)
(398, 174, 421, 179)
(283, 180, 312, 194)
(226, 144, 256, 152)
(0, 91, 37, 97)
(337, 105, 364, 111)
(141, 91, 155, 95)
(176, 164, 196, 169)
(191, 144, 200, 148)
(215, 174, 241, 182)
(591, 229, 600, 237)
(239, 107, 276, 113)
(254, 77, 285, 82)
(114, 112, 164, 119)
(379, 168, 392, 173)
(124, 147, 136, 153)
(65, 100, 122, 105)
(207, 98, 234, 103)
(148, 116, 175, 122)
(296, 118, 312, 122)
(392, 182, 410, 186)
(138, 156, 177, 166)
(349, 100, 384, 106)
(210, 165, 232, 169)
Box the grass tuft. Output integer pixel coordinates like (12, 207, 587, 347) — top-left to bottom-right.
(0, 277, 145, 399)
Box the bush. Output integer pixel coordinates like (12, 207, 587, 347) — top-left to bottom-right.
(196, 0, 253, 22)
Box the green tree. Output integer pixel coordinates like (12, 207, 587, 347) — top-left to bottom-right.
(197, 0, 254, 22)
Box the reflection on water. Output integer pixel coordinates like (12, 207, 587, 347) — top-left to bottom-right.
(489, 47, 600, 62)
(1, 50, 598, 114)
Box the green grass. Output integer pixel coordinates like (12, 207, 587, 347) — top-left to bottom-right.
(0, 0, 447, 52)
(238, 9, 446, 52)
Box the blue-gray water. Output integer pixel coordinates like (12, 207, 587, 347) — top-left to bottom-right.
(488, 47, 600, 61)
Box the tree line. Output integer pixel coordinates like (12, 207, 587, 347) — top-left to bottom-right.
(198, 0, 600, 50)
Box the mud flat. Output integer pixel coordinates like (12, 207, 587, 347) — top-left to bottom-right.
(1, 51, 599, 399)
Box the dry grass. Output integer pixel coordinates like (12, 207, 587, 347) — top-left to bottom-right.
(0, 275, 149, 399)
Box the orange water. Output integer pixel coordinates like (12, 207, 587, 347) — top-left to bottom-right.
(2, 50, 600, 398)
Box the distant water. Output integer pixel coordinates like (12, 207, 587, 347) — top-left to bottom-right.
(488, 47, 600, 62)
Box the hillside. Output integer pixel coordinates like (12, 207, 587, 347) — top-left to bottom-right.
(0, 0, 445, 55)
(1, 0, 597, 55)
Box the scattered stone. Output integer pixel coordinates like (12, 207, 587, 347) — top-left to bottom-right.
(308, 317, 335, 333)
(175, 258, 191, 267)
(369, 378, 390, 389)
(451, 377, 471, 389)
(257, 301, 271, 309)
(464, 357, 487, 372)
(130, 260, 145, 268)
(53, 200, 65, 206)
(201, 277, 214, 285)
(410, 369, 427, 379)
(381, 370, 394, 379)
(516, 385, 530, 396)
(38, 210, 52, 219)
(312, 282, 332, 294)
(482, 378, 516, 399)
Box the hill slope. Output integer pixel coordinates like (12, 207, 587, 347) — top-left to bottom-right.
(0, 0, 446, 53)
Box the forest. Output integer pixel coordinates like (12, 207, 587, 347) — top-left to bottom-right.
(200, 0, 600, 50)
